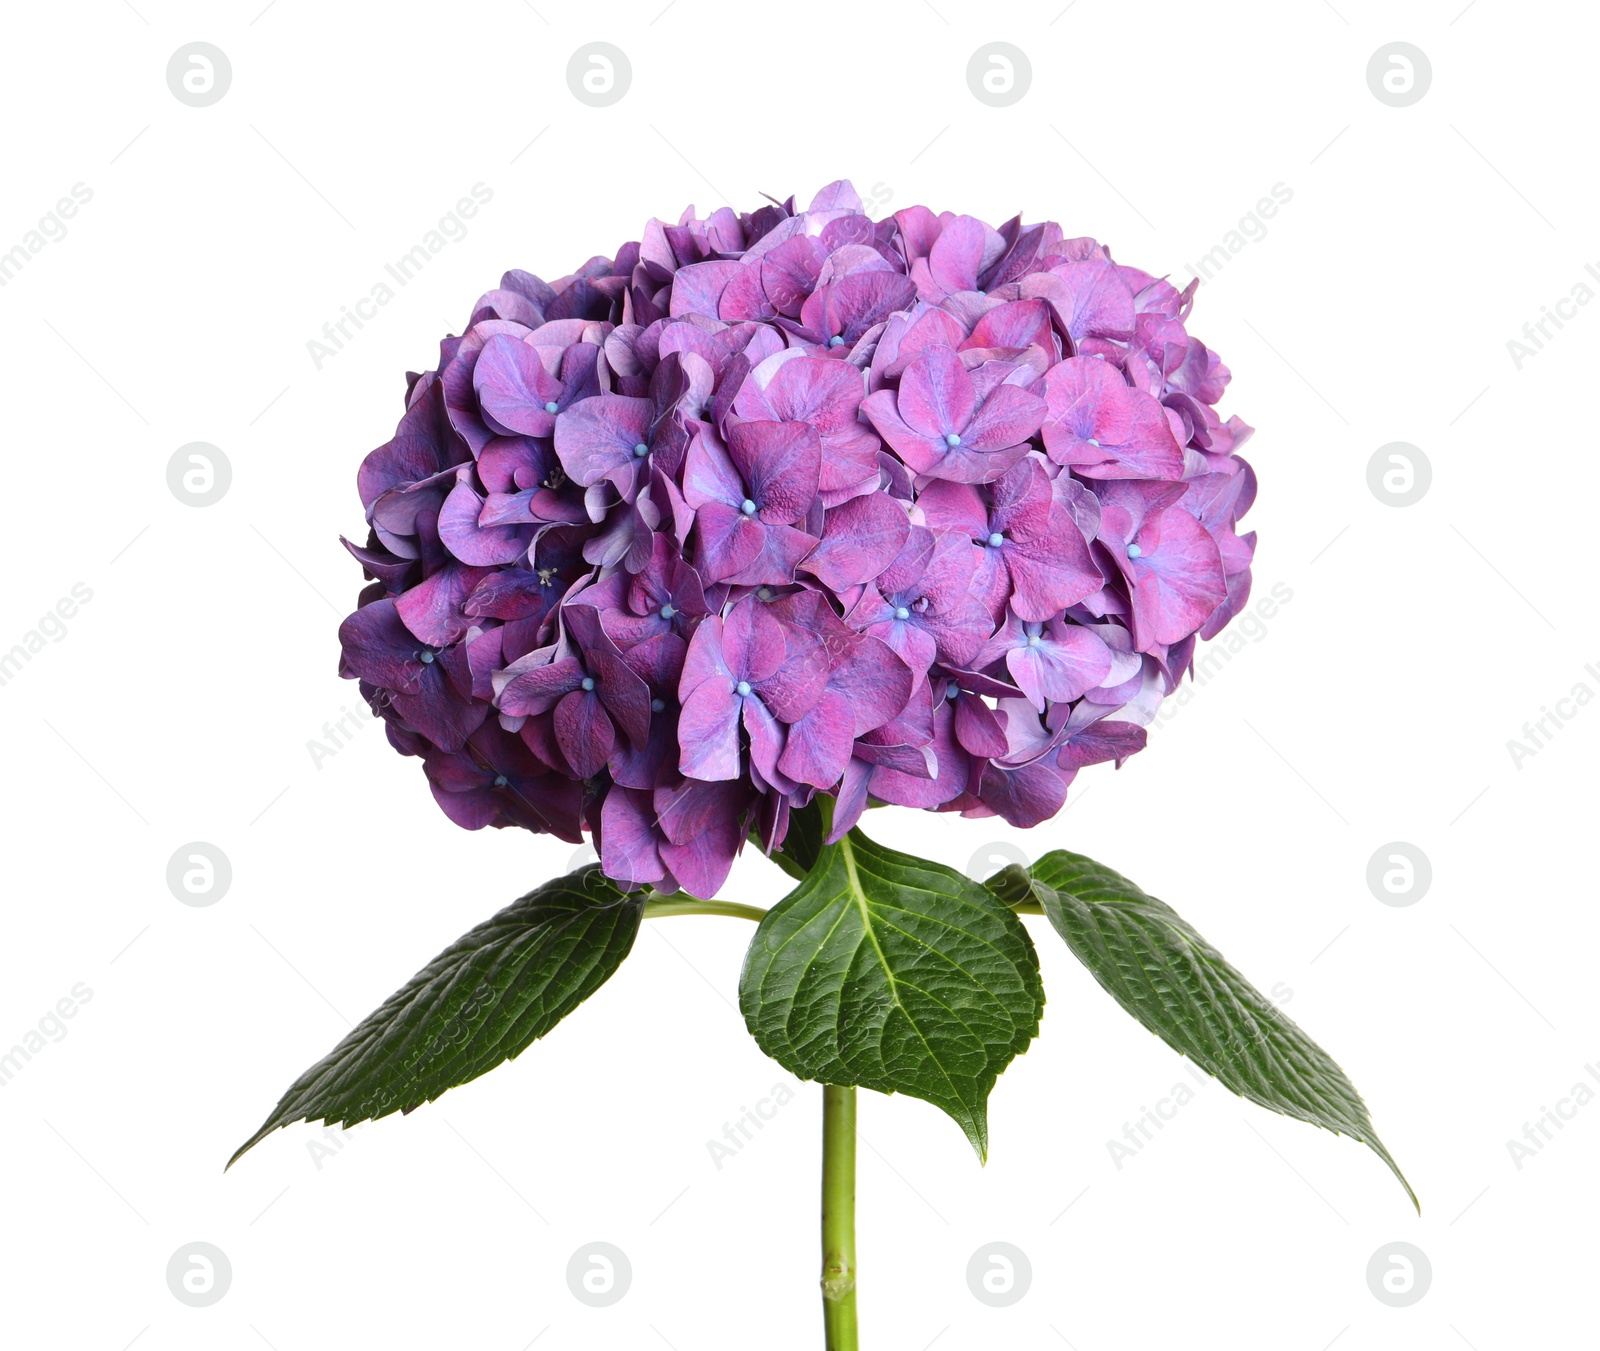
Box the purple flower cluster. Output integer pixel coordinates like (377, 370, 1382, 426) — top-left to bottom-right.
(340, 181, 1256, 898)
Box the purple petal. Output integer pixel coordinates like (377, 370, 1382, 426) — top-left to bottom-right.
(682, 423, 745, 511)
(553, 394, 653, 488)
(742, 695, 789, 788)
(977, 758, 1070, 828)
(800, 492, 912, 591)
(1057, 718, 1147, 771)
(496, 654, 582, 717)
(836, 635, 915, 735)
(1002, 514, 1101, 620)
(925, 215, 987, 298)
(728, 420, 822, 525)
(680, 614, 732, 697)
(473, 334, 561, 437)
(915, 479, 989, 541)
(692, 502, 768, 586)
(677, 679, 742, 780)
(656, 781, 747, 897)
(1127, 507, 1228, 649)
(439, 480, 529, 566)
(962, 299, 1055, 354)
(721, 597, 788, 686)
(601, 788, 669, 886)
(553, 688, 614, 779)
(753, 624, 829, 723)
(954, 692, 1009, 759)
(395, 563, 490, 647)
(776, 687, 855, 788)
(670, 260, 742, 319)
(963, 381, 1047, 455)
(340, 597, 423, 688)
(859, 388, 947, 475)
(895, 345, 975, 440)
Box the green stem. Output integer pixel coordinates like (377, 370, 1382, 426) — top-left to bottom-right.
(640, 896, 767, 922)
(821, 1084, 858, 1351)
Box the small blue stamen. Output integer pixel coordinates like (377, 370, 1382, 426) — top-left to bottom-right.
(1126, 543, 1143, 559)
(894, 606, 911, 621)
(418, 650, 435, 664)
(1088, 437, 1100, 448)
(945, 685, 960, 700)
(633, 442, 649, 457)
(580, 676, 596, 692)
(740, 498, 758, 515)
(650, 698, 665, 713)
(735, 680, 752, 697)
(945, 432, 962, 447)
(828, 335, 846, 347)
(492, 774, 509, 788)
(660, 604, 675, 619)
(544, 401, 560, 415)
(987, 532, 1005, 548)
(1027, 633, 1042, 647)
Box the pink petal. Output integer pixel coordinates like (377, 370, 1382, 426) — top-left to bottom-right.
(895, 345, 975, 439)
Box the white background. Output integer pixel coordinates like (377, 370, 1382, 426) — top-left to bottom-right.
(1, 1, 1594, 1347)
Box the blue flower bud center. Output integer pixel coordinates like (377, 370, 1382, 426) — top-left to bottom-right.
(633, 442, 649, 457)
(650, 698, 665, 713)
(757, 587, 774, 601)
(544, 401, 560, 415)
(492, 774, 509, 788)
(1027, 633, 1042, 647)
(740, 498, 758, 515)
(418, 649, 435, 664)
(660, 604, 675, 619)
(894, 606, 911, 621)
(580, 676, 596, 692)
(987, 532, 1005, 548)
(828, 335, 846, 347)
(735, 680, 752, 697)
(1126, 543, 1143, 559)
(946, 685, 960, 700)
(1088, 437, 1101, 447)
(945, 432, 962, 447)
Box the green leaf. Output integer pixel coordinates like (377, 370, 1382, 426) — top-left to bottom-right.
(229, 866, 642, 1167)
(740, 821, 1044, 1160)
(755, 798, 825, 882)
(1018, 849, 1417, 1210)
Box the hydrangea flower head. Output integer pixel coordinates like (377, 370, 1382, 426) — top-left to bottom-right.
(340, 181, 1257, 897)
